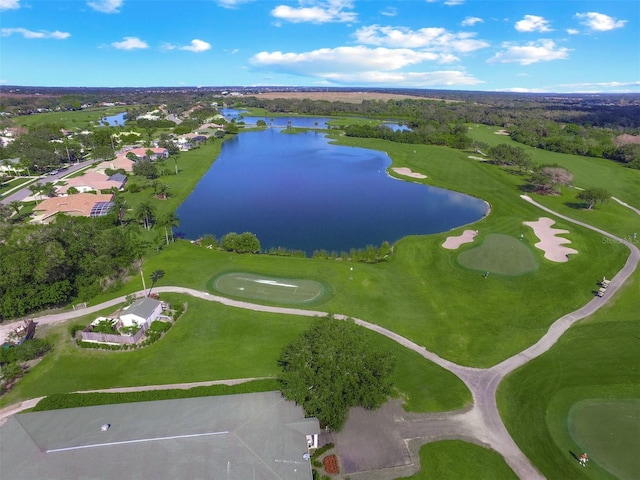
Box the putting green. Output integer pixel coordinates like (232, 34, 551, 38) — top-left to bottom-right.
(210, 272, 330, 305)
(568, 399, 640, 479)
(457, 234, 538, 276)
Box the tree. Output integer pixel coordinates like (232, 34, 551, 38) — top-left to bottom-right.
(577, 187, 610, 209)
(28, 183, 43, 204)
(133, 159, 158, 179)
(278, 316, 395, 431)
(148, 269, 165, 296)
(8, 200, 22, 218)
(530, 165, 573, 194)
(134, 201, 156, 230)
(157, 211, 179, 245)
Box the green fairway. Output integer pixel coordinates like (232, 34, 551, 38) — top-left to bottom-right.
(210, 272, 330, 304)
(0, 294, 471, 414)
(498, 267, 640, 480)
(457, 234, 538, 276)
(567, 399, 640, 480)
(12, 107, 123, 129)
(399, 440, 518, 480)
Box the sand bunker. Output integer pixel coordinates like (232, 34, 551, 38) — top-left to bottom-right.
(392, 167, 427, 179)
(468, 155, 487, 161)
(523, 217, 578, 262)
(442, 229, 478, 250)
(495, 129, 510, 135)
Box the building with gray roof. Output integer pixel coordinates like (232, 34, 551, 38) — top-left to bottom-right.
(0, 391, 319, 480)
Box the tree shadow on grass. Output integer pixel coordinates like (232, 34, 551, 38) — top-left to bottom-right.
(565, 201, 589, 210)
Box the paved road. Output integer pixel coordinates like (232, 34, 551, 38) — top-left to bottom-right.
(1, 196, 637, 479)
(0, 160, 95, 204)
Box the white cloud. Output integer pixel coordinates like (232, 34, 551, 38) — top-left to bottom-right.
(559, 80, 640, 88)
(111, 36, 148, 50)
(566, 28, 579, 35)
(354, 25, 488, 53)
(251, 46, 446, 73)
(444, 0, 465, 5)
(1, 27, 70, 39)
(576, 12, 626, 31)
(488, 40, 570, 65)
(461, 16, 483, 27)
(498, 87, 544, 93)
(271, 0, 356, 24)
(0, 0, 20, 11)
(180, 39, 211, 52)
(217, 0, 255, 8)
(324, 70, 482, 86)
(87, 0, 123, 13)
(515, 15, 552, 32)
(381, 7, 397, 17)
(249, 45, 481, 86)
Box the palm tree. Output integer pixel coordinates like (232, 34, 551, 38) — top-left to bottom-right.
(111, 193, 127, 225)
(155, 182, 170, 200)
(41, 182, 57, 198)
(134, 201, 156, 230)
(148, 269, 165, 296)
(8, 200, 22, 218)
(157, 211, 179, 245)
(28, 183, 43, 204)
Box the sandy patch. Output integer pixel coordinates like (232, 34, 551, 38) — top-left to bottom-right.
(523, 217, 578, 262)
(495, 129, 510, 135)
(468, 155, 487, 161)
(442, 229, 478, 250)
(392, 167, 427, 179)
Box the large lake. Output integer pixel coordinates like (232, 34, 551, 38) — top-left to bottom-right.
(176, 128, 488, 254)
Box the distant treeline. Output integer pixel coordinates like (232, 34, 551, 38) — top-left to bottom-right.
(241, 96, 640, 168)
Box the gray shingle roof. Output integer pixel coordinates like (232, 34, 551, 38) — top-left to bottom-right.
(0, 392, 318, 480)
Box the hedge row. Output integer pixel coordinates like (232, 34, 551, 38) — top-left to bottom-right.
(32, 378, 279, 411)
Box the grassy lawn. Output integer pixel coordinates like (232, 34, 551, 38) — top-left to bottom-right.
(0, 294, 471, 413)
(12, 107, 124, 130)
(399, 440, 519, 480)
(110, 131, 630, 367)
(498, 266, 640, 480)
(121, 138, 224, 223)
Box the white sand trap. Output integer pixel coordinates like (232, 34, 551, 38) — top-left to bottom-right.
(442, 229, 478, 250)
(392, 167, 427, 179)
(495, 129, 510, 135)
(468, 155, 487, 161)
(523, 217, 578, 262)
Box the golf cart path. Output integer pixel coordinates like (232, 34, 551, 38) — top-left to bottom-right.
(1, 197, 637, 479)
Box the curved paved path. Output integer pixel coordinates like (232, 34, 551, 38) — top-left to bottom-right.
(1, 197, 637, 479)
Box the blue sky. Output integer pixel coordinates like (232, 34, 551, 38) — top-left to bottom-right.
(1, 0, 638, 92)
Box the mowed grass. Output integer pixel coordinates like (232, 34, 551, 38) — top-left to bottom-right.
(457, 233, 538, 276)
(568, 399, 640, 479)
(13, 107, 123, 129)
(0, 294, 471, 413)
(498, 267, 640, 480)
(399, 440, 518, 480)
(466, 124, 640, 240)
(210, 272, 330, 305)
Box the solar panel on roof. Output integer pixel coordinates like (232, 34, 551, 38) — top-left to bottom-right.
(90, 201, 114, 217)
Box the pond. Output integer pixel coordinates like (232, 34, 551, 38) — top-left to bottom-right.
(176, 128, 487, 255)
(100, 112, 126, 126)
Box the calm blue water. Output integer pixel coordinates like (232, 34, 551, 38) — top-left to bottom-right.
(100, 112, 126, 126)
(176, 129, 487, 254)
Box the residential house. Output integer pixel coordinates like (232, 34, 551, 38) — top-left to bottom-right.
(32, 193, 114, 224)
(56, 171, 126, 194)
(119, 297, 163, 328)
(125, 147, 169, 161)
(95, 155, 135, 173)
(0, 392, 320, 480)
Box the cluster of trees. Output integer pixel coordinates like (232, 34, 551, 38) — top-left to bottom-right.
(241, 95, 640, 168)
(486, 144, 532, 173)
(197, 232, 260, 253)
(278, 317, 395, 431)
(0, 215, 143, 320)
(312, 241, 392, 263)
(344, 123, 472, 149)
(0, 338, 52, 388)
